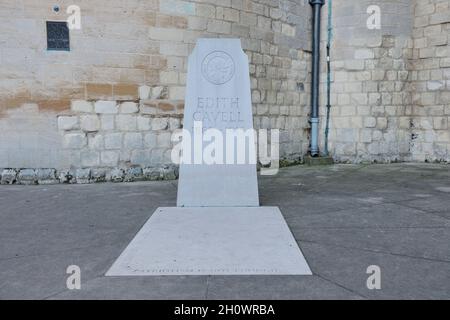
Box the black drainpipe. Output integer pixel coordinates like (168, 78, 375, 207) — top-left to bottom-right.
(309, 0, 325, 157)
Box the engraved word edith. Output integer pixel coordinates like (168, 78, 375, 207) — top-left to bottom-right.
(201, 51, 235, 85)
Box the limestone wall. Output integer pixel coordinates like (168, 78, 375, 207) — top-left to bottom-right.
(322, 0, 415, 163)
(0, 0, 449, 184)
(322, 0, 449, 163)
(410, 0, 450, 162)
(0, 0, 312, 183)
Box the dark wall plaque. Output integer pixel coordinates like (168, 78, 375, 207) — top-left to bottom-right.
(46, 21, 70, 51)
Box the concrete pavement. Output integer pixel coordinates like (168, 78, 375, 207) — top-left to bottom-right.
(0, 163, 449, 299)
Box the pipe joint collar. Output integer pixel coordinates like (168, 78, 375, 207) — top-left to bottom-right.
(309, 0, 325, 6)
(310, 118, 320, 124)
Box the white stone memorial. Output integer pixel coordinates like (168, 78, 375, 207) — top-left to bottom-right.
(177, 39, 259, 207)
(107, 39, 311, 276)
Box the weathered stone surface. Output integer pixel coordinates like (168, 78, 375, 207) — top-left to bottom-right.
(138, 85, 151, 100)
(75, 168, 91, 184)
(1, 169, 17, 185)
(116, 115, 137, 131)
(36, 169, 58, 184)
(80, 115, 100, 132)
(151, 86, 168, 99)
(18, 169, 37, 185)
(0, 0, 309, 170)
(58, 116, 79, 131)
(95, 101, 118, 114)
(123, 133, 143, 149)
(91, 168, 107, 183)
(137, 116, 151, 131)
(81, 151, 100, 167)
(100, 115, 115, 130)
(58, 170, 73, 184)
(110, 168, 125, 183)
(161, 164, 178, 180)
(71, 100, 93, 113)
(63, 133, 87, 149)
(119, 102, 139, 114)
(168, 118, 181, 130)
(130, 150, 151, 166)
(151, 118, 168, 131)
(304, 156, 334, 166)
(0, 0, 448, 169)
(101, 151, 120, 167)
(143, 167, 162, 181)
(144, 132, 157, 148)
(124, 167, 144, 182)
(104, 133, 122, 150)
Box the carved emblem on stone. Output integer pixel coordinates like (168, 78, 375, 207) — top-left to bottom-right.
(201, 51, 235, 85)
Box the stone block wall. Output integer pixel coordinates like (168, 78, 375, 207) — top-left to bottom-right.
(0, 0, 449, 184)
(321, 0, 449, 163)
(321, 0, 415, 163)
(58, 97, 182, 167)
(0, 0, 312, 183)
(410, 0, 450, 162)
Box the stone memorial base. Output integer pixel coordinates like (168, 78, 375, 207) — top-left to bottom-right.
(106, 207, 312, 276)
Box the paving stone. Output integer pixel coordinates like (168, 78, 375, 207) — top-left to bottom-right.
(0, 164, 449, 299)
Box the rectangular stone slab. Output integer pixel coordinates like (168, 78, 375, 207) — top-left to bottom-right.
(177, 38, 259, 207)
(106, 207, 312, 276)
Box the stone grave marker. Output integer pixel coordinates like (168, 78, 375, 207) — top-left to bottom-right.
(107, 39, 311, 276)
(177, 38, 259, 207)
